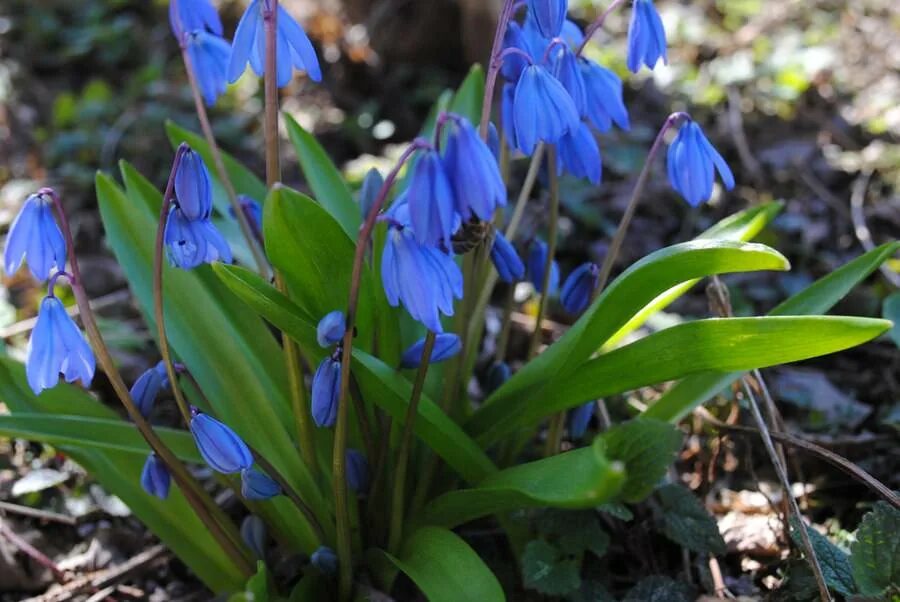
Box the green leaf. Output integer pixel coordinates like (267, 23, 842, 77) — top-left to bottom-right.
(622, 576, 693, 602)
(789, 517, 857, 597)
(883, 292, 900, 348)
(850, 502, 900, 596)
(597, 502, 633, 522)
(448, 64, 486, 123)
(382, 527, 505, 602)
(599, 419, 681, 503)
(522, 539, 581, 596)
(656, 484, 726, 555)
(283, 114, 360, 238)
(535, 510, 610, 558)
(412, 447, 625, 529)
(644, 241, 900, 423)
(467, 240, 791, 444)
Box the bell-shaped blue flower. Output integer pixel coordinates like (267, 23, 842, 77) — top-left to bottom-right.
(627, 0, 667, 73)
(560, 19, 584, 49)
(552, 47, 586, 117)
(4, 193, 67, 281)
(501, 83, 518, 150)
(556, 122, 602, 185)
(487, 123, 501, 161)
(501, 22, 532, 82)
(490, 231, 524, 283)
(26, 296, 95, 395)
(381, 224, 463, 333)
(131, 361, 170, 418)
(406, 149, 456, 247)
(140, 453, 171, 499)
(164, 208, 233, 269)
(443, 116, 506, 221)
(567, 402, 594, 439)
(241, 468, 282, 500)
(345, 449, 370, 495)
(170, 0, 223, 39)
(190, 412, 253, 474)
(311, 546, 338, 575)
(228, 0, 322, 87)
(317, 310, 346, 348)
(527, 240, 560, 294)
(400, 333, 461, 369)
(560, 262, 599, 314)
(185, 30, 231, 106)
(667, 121, 735, 207)
(513, 65, 580, 155)
(358, 168, 383, 219)
(312, 356, 340, 428)
(581, 60, 630, 132)
(229, 196, 263, 238)
(175, 149, 213, 221)
(241, 515, 267, 560)
(528, 0, 568, 39)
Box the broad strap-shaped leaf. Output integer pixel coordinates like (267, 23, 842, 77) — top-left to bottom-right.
(600, 419, 682, 503)
(644, 241, 900, 423)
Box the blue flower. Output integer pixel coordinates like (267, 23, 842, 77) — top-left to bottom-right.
(175, 149, 213, 220)
(26, 296, 95, 395)
(4, 193, 67, 281)
(169, 0, 223, 39)
(501, 83, 518, 150)
(528, 0, 568, 39)
(485, 361, 511, 395)
(627, 0, 667, 73)
(131, 361, 170, 418)
(311, 356, 340, 428)
(140, 453, 171, 499)
(400, 333, 461, 369)
(556, 122, 602, 185)
(560, 262, 599, 314)
(381, 224, 463, 333)
(345, 449, 369, 495)
(581, 60, 630, 132)
(567, 402, 594, 439)
(241, 468, 282, 500)
(241, 515, 267, 559)
(551, 47, 586, 117)
(513, 65, 580, 155)
(311, 546, 338, 575)
(501, 22, 531, 82)
(487, 123, 501, 161)
(190, 412, 253, 474)
(317, 310, 346, 348)
(406, 149, 457, 247)
(358, 168, 384, 219)
(667, 121, 735, 207)
(164, 208, 233, 269)
(228, 196, 263, 238)
(490, 231, 524, 283)
(443, 116, 506, 221)
(228, 0, 322, 87)
(185, 30, 231, 106)
(527, 240, 560, 294)
(560, 19, 585, 49)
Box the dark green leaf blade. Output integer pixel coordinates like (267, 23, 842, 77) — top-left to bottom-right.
(599, 419, 682, 503)
(789, 517, 857, 597)
(850, 502, 900, 597)
(522, 539, 581, 596)
(657, 484, 726, 555)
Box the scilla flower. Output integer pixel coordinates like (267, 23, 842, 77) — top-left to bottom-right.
(527, 240, 560, 295)
(241, 468, 282, 500)
(501, 22, 531, 82)
(400, 333, 461, 369)
(552, 48, 587, 117)
(407, 148, 456, 247)
(358, 168, 384, 220)
(345, 449, 370, 495)
(228, 0, 322, 87)
(667, 121, 735, 207)
(580, 60, 630, 132)
(185, 31, 232, 106)
(229, 196, 263, 238)
(4, 193, 67, 281)
(528, 0, 568, 39)
(169, 0, 223, 39)
(140, 453, 171, 499)
(190, 411, 253, 474)
(567, 402, 594, 439)
(311, 546, 338, 575)
(513, 65, 580, 155)
(175, 149, 213, 220)
(560, 19, 585, 49)
(26, 296, 95, 395)
(312, 356, 340, 428)
(560, 262, 600, 314)
(164, 208, 233, 269)
(131, 361, 170, 418)
(490, 232, 525, 284)
(627, 0, 667, 73)
(443, 115, 506, 221)
(556, 122, 602, 185)
(317, 310, 346, 348)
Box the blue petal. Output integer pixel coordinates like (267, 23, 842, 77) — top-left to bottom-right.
(175, 149, 213, 220)
(567, 402, 594, 439)
(696, 126, 735, 190)
(560, 262, 599, 314)
(4, 195, 41, 277)
(241, 468, 282, 500)
(407, 151, 456, 246)
(490, 231, 524, 283)
(400, 333, 461, 368)
(26, 297, 69, 394)
(228, 0, 261, 83)
(311, 357, 340, 428)
(557, 122, 602, 185)
(140, 454, 171, 499)
(190, 413, 253, 474)
(527, 240, 560, 294)
(311, 547, 338, 575)
(278, 5, 322, 82)
(444, 116, 505, 220)
(528, 0, 568, 39)
(345, 449, 369, 494)
(317, 310, 346, 347)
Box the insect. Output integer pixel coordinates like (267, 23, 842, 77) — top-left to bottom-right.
(451, 218, 493, 254)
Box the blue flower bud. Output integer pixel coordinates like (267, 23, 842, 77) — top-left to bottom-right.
(345, 449, 370, 495)
(26, 296, 95, 395)
(556, 122, 602, 185)
(560, 19, 585, 49)
(358, 168, 384, 220)
(407, 148, 457, 247)
(627, 0, 667, 73)
(228, 195, 263, 237)
(513, 65, 581, 155)
(485, 362, 512, 395)
(170, 0, 223, 39)
(490, 232, 525, 284)
(241, 515, 267, 560)
(501, 22, 532, 82)
(527, 240, 560, 295)
(567, 402, 594, 439)
(487, 123, 501, 161)
(185, 30, 232, 107)
(311, 546, 338, 575)
(4, 193, 67, 282)
(189, 412, 253, 474)
(312, 357, 341, 428)
(317, 310, 346, 348)
(527, 0, 568, 39)
(140, 453, 171, 499)
(444, 116, 506, 221)
(400, 333, 461, 369)
(164, 207, 233, 269)
(241, 468, 282, 500)
(580, 60, 630, 133)
(667, 121, 735, 207)
(560, 262, 600, 315)
(175, 149, 212, 221)
(131, 361, 169, 418)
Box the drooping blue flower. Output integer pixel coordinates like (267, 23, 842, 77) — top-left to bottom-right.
(527, 240, 560, 294)
(490, 231, 524, 283)
(175, 149, 213, 221)
(580, 60, 630, 132)
(228, 0, 322, 87)
(667, 121, 735, 207)
(358, 168, 384, 220)
(311, 546, 338, 575)
(560, 19, 585, 49)
(190, 412, 253, 474)
(443, 116, 506, 221)
(311, 356, 340, 428)
(560, 262, 599, 314)
(528, 0, 568, 39)
(551, 47, 586, 117)
(241, 515, 267, 560)
(501, 83, 518, 150)
(164, 208, 233, 269)
(26, 296, 95, 395)
(169, 0, 223, 40)
(4, 193, 67, 281)
(627, 0, 667, 73)
(131, 361, 170, 418)
(140, 453, 171, 499)
(317, 310, 346, 348)
(556, 122, 602, 185)
(487, 123, 501, 161)
(381, 224, 463, 333)
(345, 449, 370, 495)
(406, 149, 456, 247)
(485, 361, 511, 395)
(228, 196, 263, 239)
(501, 22, 532, 82)
(241, 468, 282, 500)
(185, 30, 232, 106)
(513, 65, 580, 155)
(400, 333, 461, 369)
(567, 402, 594, 439)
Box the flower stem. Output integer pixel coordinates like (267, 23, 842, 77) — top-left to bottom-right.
(251, 449, 327, 542)
(480, 0, 518, 139)
(576, 0, 628, 57)
(527, 146, 560, 359)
